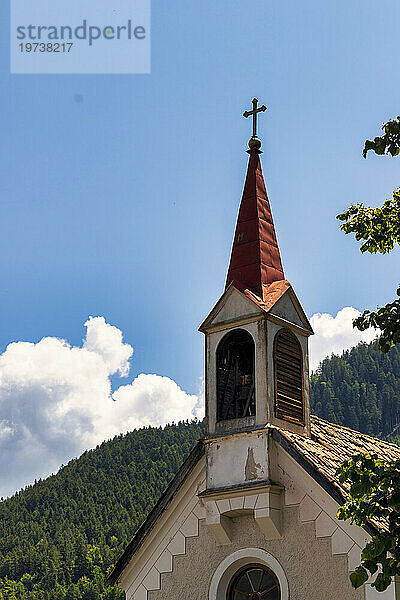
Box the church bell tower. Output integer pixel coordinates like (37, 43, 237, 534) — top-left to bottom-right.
(199, 100, 313, 523)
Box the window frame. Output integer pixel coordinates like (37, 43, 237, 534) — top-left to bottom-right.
(208, 548, 289, 600)
(227, 562, 281, 600)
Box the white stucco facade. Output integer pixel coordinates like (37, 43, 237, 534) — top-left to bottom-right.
(117, 441, 398, 600)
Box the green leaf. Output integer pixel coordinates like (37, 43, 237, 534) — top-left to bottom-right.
(374, 573, 392, 592)
(363, 539, 385, 559)
(350, 566, 369, 588)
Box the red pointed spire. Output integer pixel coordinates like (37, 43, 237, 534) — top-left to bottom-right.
(225, 148, 284, 298)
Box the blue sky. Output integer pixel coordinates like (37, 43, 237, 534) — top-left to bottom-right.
(0, 1, 399, 495)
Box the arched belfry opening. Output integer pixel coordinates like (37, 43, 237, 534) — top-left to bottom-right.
(274, 328, 304, 424)
(216, 329, 255, 422)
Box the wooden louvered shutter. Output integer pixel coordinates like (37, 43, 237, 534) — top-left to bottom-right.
(274, 329, 304, 423)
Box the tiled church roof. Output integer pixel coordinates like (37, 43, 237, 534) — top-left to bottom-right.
(285, 415, 400, 488)
(272, 415, 400, 533)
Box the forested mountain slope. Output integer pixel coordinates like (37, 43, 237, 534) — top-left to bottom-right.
(0, 421, 204, 600)
(311, 341, 400, 439)
(1, 340, 400, 599)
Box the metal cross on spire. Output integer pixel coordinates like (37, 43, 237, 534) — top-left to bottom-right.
(243, 97, 267, 152)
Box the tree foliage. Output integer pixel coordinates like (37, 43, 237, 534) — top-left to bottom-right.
(336, 453, 400, 592)
(335, 117, 400, 592)
(352, 288, 400, 354)
(337, 188, 400, 353)
(337, 120, 400, 353)
(337, 189, 400, 255)
(363, 117, 400, 158)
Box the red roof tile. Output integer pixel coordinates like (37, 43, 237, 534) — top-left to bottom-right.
(237, 279, 291, 314)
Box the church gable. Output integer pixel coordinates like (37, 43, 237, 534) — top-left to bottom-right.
(109, 418, 400, 600)
(121, 435, 370, 600)
(268, 287, 312, 333)
(199, 285, 264, 332)
(148, 504, 364, 600)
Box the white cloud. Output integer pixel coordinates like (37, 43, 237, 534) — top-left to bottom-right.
(111, 374, 203, 433)
(0, 317, 203, 499)
(0, 307, 376, 497)
(84, 316, 132, 377)
(309, 307, 377, 372)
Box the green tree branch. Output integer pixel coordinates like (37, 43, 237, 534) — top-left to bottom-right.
(351, 288, 400, 353)
(336, 454, 400, 592)
(336, 116, 400, 593)
(337, 189, 400, 254)
(363, 117, 400, 158)
(336, 119, 400, 354)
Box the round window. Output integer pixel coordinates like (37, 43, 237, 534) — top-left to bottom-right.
(228, 564, 280, 600)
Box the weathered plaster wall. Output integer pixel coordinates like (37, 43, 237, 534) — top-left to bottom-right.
(205, 430, 269, 490)
(148, 508, 364, 600)
(269, 293, 304, 328)
(209, 290, 262, 325)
